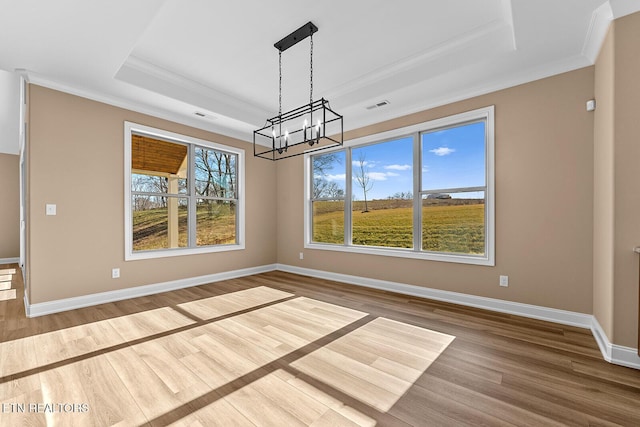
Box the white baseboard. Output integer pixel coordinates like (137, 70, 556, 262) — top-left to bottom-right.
(276, 264, 639, 370)
(21, 261, 640, 370)
(591, 316, 640, 370)
(24, 292, 30, 317)
(0, 257, 19, 265)
(277, 264, 592, 328)
(26, 264, 277, 317)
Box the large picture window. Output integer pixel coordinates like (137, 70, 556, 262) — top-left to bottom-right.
(125, 122, 244, 260)
(305, 106, 494, 265)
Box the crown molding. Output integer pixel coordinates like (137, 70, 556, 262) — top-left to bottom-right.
(610, 0, 640, 19)
(116, 56, 269, 126)
(23, 70, 254, 143)
(500, 0, 517, 50)
(343, 54, 592, 134)
(582, 2, 614, 63)
(325, 18, 516, 102)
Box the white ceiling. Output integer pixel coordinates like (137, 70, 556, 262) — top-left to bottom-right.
(0, 0, 638, 144)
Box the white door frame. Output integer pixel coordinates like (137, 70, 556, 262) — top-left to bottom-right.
(18, 74, 27, 284)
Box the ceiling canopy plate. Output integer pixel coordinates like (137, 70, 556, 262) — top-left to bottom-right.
(274, 21, 318, 52)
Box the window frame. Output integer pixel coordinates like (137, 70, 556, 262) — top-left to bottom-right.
(309, 151, 347, 245)
(124, 122, 245, 261)
(304, 106, 494, 266)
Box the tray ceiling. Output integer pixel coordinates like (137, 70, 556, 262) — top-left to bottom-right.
(0, 0, 637, 142)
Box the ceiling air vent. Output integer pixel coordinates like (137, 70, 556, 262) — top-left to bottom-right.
(194, 111, 217, 121)
(365, 100, 390, 110)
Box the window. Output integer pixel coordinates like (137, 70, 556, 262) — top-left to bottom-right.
(125, 122, 244, 260)
(421, 121, 486, 256)
(305, 106, 494, 265)
(351, 137, 413, 249)
(311, 151, 346, 244)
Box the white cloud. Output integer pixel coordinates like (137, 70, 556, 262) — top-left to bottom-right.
(352, 160, 377, 167)
(429, 147, 455, 156)
(352, 171, 398, 181)
(368, 172, 390, 181)
(384, 164, 411, 171)
(325, 174, 346, 181)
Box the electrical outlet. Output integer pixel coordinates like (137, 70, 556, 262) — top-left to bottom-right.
(299, 252, 304, 260)
(499, 275, 509, 287)
(112, 268, 120, 279)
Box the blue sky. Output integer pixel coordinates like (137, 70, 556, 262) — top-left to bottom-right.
(422, 121, 485, 192)
(352, 137, 413, 200)
(316, 121, 485, 200)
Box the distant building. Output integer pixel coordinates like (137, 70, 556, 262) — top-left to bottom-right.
(426, 193, 451, 199)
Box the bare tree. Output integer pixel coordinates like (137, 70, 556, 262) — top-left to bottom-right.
(313, 152, 340, 176)
(194, 148, 215, 197)
(132, 174, 169, 208)
(325, 182, 344, 199)
(312, 152, 343, 199)
(312, 177, 329, 199)
(354, 152, 374, 212)
(194, 149, 236, 198)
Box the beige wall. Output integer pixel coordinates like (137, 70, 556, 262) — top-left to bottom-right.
(277, 67, 595, 314)
(27, 85, 277, 304)
(593, 25, 615, 339)
(592, 12, 640, 349)
(0, 153, 19, 259)
(612, 12, 640, 348)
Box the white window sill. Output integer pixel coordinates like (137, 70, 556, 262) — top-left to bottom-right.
(304, 242, 494, 266)
(125, 243, 245, 261)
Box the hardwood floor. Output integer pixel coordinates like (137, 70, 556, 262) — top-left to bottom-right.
(1, 264, 639, 426)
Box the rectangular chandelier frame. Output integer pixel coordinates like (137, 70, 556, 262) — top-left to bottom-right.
(253, 98, 343, 161)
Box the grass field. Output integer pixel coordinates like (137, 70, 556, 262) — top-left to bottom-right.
(134, 199, 484, 254)
(313, 199, 485, 254)
(133, 204, 236, 251)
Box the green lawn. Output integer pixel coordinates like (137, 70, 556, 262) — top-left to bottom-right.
(313, 199, 485, 254)
(134, 199, 484, 255)
(132, 204, 236, 251)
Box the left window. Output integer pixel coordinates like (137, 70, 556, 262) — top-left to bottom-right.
(124, 122, 244, 260)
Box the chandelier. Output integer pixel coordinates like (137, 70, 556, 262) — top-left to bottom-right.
(254, 22, 343, 160)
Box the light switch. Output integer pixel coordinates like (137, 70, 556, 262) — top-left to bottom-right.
(46, 204, 57, 216)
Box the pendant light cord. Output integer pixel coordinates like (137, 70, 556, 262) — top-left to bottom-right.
(278, 50, 282, 118)
(310, 31, 313, 105)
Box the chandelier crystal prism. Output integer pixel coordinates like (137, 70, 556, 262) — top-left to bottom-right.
(254, 22, 343, 160)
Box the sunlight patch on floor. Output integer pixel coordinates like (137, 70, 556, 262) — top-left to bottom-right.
(177, 286, 294, 320)
(0, 289, 16, 301)
(291, 317, 455, 412)
(0, 268, 16, 300)
(1, 286, 455, 426)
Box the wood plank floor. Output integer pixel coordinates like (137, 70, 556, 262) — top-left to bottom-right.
(1, 264, 639, 426)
